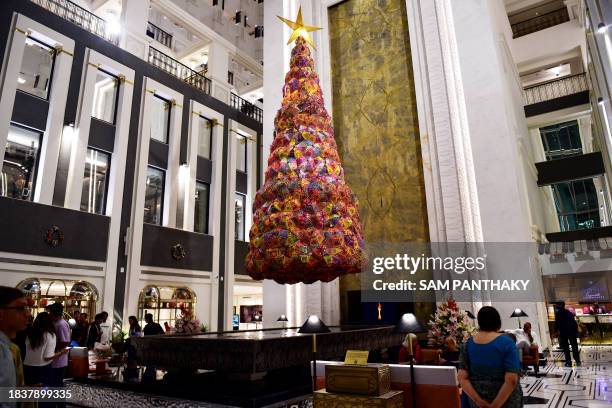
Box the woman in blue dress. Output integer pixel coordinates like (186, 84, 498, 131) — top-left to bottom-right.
(458, 306, 523, 408)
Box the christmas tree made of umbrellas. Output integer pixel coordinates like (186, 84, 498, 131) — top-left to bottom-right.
(246, 8, 365, 284)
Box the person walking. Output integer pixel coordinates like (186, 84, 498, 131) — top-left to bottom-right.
(458, 306, 523, 408)
(555, 301, 581, 367)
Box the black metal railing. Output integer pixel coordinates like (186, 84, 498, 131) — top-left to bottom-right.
(511, 7, 570, 38)
(523, 73, 588, 105)
(146, 22, 173, 49)
(30, 0, 119, 45)
(231, 93, 262, 123)
(148, 47, 211, 95)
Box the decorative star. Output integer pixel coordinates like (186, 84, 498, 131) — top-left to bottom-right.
(277, 6, 322, 49)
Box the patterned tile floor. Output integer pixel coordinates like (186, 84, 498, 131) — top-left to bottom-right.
(522, 346, 612, 407)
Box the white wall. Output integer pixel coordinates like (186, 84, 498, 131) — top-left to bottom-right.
(512, 20, 586, 73)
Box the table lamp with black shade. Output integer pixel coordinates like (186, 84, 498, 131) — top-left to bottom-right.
(277, 314, 288, 329)
(510, 308, 528, 329)
(395, 313, 425, 408)
(299, 315, 330, 392)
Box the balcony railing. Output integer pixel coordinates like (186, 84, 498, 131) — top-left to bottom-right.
(231, 93, 262, 123)
(30, 0, 119, 45)
(523, 73, 588, 105)
(148, 47, 211, 95)
(511, 7, 570, 38)
(146, 22, 173, 49)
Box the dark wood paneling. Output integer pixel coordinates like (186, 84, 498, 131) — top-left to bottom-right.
(140, 223, 213, 271)
(0, 197, 109, 261)
(524, 91, 590, 117)
(234, 240, 249, 275)
(148, 140, 169, 169)
(546, 226, 612, 242)
(196, 156, 212, 183)
(536, 152, 605, 186)
(11, 90, 49, 130)
(88, 118, 115, 153)
(180, 97, 190, 164)
(236, 170, 248, 194)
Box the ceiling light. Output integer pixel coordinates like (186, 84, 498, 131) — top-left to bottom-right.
(17, 77, 26, 84)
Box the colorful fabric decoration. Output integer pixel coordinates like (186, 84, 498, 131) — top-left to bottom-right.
(246, 36, 365, 284)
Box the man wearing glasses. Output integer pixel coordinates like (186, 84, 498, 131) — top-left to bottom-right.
(0, 286, 30, 407)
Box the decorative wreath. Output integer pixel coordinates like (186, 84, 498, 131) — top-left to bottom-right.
(44, 226, 64, 247)
(171, 243, 187, 261)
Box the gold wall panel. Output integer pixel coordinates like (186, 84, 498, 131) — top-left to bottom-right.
(328, 0, 431, 323)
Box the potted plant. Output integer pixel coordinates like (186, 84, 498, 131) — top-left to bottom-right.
(111, 330, 128, 354)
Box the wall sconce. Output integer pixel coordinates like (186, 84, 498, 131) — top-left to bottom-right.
(598, 22, 608, 34)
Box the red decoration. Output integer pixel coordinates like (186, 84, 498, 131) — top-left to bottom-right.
(39, 299, 48, 307)
(246, 36, 365, 284)
(26, 298, 35, 307)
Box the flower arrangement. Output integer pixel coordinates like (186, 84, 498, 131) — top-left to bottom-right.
(174, 309, 201, 334)
(427, 299, 474, 349)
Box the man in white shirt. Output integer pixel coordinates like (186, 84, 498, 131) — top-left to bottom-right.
(99, 311, 111, 344)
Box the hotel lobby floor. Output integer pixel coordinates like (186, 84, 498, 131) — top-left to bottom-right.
(522, 346, 612, 407)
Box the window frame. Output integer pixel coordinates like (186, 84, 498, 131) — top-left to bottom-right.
(150, 94, 171, 145)
(144, 165, 166, 226)
(17, 36, 57, 101)
(91, 68, 120, 125)
(194, 180, 210, 234)
(197, 115, 213, 160)
(80, 147, 112, 215)
(235, 192, 246, 241)
(2, 122, 44, 202)
(551, 178, 602, 231)
(539, 120, 582, 161)
(235, 133, 247, 173)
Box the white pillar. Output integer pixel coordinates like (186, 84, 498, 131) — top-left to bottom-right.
(120, 0, 150, 59)
(208, 42, 231, 104)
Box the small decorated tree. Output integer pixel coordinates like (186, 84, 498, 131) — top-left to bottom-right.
(427, 299, 474, 349)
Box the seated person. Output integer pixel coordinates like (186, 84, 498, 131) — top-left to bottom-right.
(440, 337, 460, 365)
(398, 333, 423, 364)
(506, 322, 538, 361)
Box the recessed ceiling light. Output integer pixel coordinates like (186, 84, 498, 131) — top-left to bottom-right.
(17, 77, 26, 84)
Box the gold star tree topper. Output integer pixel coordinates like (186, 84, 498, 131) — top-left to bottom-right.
(277, 6, 322, 49)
